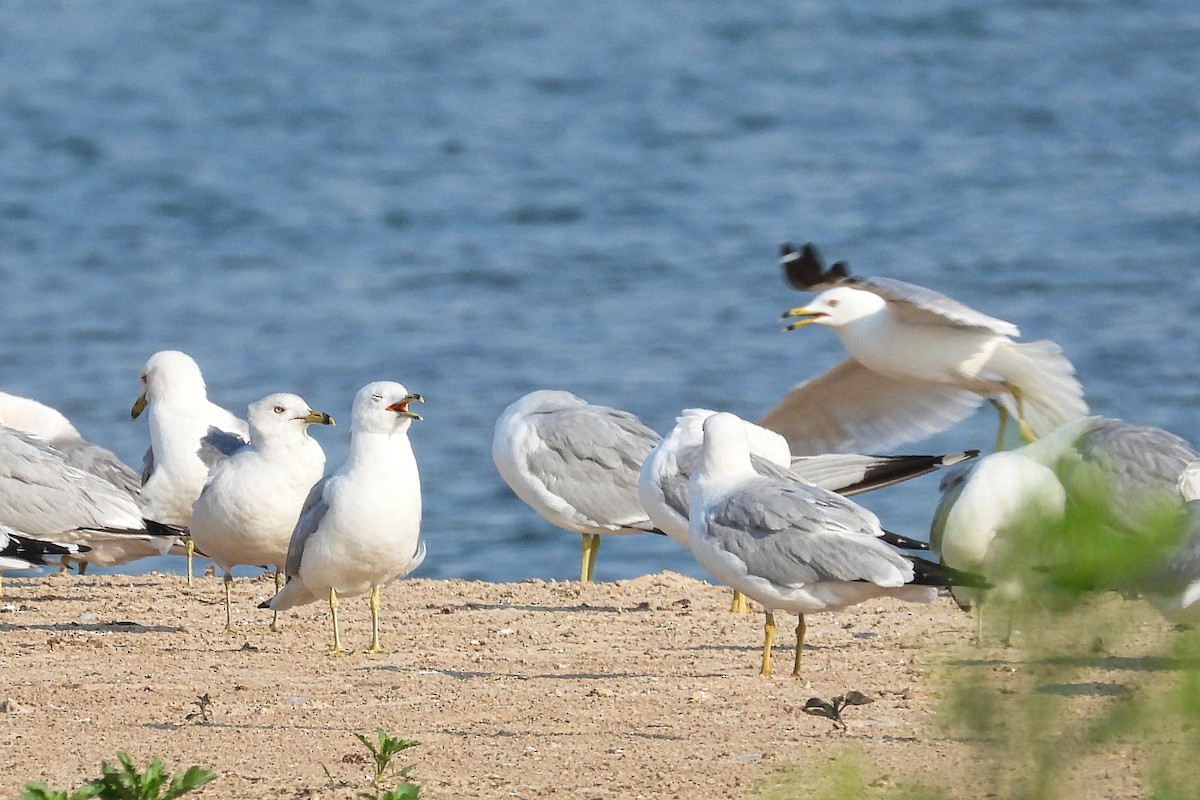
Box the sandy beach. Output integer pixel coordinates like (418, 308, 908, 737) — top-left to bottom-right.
(0, 570, 1191, 799)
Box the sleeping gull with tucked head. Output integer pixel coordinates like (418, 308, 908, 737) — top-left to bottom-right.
(762, 243, 1087, 455)
(688, 412, 987, 676)
(493, 389, 662, 583)
(189, 392, 334, 632)
(131, 350, 249, 584)
(263, 381, 424, 654)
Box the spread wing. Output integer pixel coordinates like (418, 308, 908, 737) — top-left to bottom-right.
(760, 358, 984, 455)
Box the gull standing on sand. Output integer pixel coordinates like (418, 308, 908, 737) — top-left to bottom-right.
(493, 390, 662, 583)
(688, 412, 987, 677)
(639, 408, 971, 612)
(263, 381, 424, 654)
(131, 350, 249, 583)
(761, 243, 1088, 455)
(189, 393, 334, 632)
(931, 415, 1198, 634)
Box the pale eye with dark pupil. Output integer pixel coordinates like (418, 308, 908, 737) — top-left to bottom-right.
(828, 299, 839, 308)
(274, 406, 285, 414)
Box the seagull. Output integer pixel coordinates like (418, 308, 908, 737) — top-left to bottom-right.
(131, 350, 249, 584)
(263, 381, 424, 654)
(761, 243, 1088, 455)
(189, 393, 334, 632)
(639, 408, 974, 612)
(493, 390, 662, 583)
(0, 426, 173, 572)
(688, 412, 987, 677)
(931, 415, 1198, 636)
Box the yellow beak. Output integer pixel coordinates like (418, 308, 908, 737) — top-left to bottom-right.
(131, 392, 148, 420)
(781, 306, 825, 331)
(302, 410, 335, 426)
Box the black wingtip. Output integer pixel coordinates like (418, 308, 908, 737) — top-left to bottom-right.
(257, 599, 272, 609)
(879, 529, 931, 552)
(780, 242, 851, 291)
(908, 556, 992, 590)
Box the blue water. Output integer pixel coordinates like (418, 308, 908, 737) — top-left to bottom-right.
(0, 1, 1197, 583)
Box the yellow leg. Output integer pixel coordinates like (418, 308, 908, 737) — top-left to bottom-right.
(580, 533, 601, 583)
(270, 569, 284, 633)
(792, 615, 806, 678)
(989, 399, 1010, 452)
(730, 590, 749, 614)
(223, 575, 236, 633)
(185, 539, 195, 587)
(368, 585, 386, 653)
(1005, 382, 1038, 443)
(329, 587, 345, 654)
(760, 611, 776, 676)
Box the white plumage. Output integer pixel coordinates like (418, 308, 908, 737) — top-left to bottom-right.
(189, 392, 334, 631)
(762, 243, 1088, 454)
(266, 381, 424, 654)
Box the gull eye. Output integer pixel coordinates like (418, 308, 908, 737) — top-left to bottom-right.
(827, 299, 839, 308)
(372, 394, 383, 402)
(274, 405, 285, 414)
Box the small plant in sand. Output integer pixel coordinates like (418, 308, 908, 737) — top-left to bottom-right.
(184, 693, 213, 725)
(22, 752, 215, 800)
(351, 729, 421, 799)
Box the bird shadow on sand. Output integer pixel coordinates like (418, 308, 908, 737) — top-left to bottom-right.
(425, 602, 635, 615)
(0, 620, 182, 634)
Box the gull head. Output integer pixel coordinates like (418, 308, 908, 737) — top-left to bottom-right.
(697, 412, 756, 482)
(132, 350, 208, 419)
(351, 381, 425, 435)
(247, 392, 334, 442)
(782, 286, 885, 330)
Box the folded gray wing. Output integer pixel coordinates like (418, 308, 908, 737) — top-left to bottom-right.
(51, 436, 141, 497)
(0, 427, 143, 538)
(760, 358, 985, 455)
(706, 478, 911, 587)
(197, 426, 250, 470)
(1061, 419, 1197, 535)
(528, 405, 661, 529)
(790, 451, 976, 496)
(285, 476, 330, 578)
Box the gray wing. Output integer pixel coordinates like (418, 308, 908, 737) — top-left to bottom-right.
(706, 477, 910, 588)
(1151, 501, 1200, 591)
(141, 446, 154, 485)
(197, 426, 250, 470)
(50, 436, 141, 497)
(0, 427, 143, 538)
(528, 405, 661, 529)
(929, 458, 978, 556)
(760, 358, 985, 455)
(284, 476, 330, 578)
(1060, 419, 1197, 535)
(855, 276, 1020, 336)
(790, 451, 977, 496)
